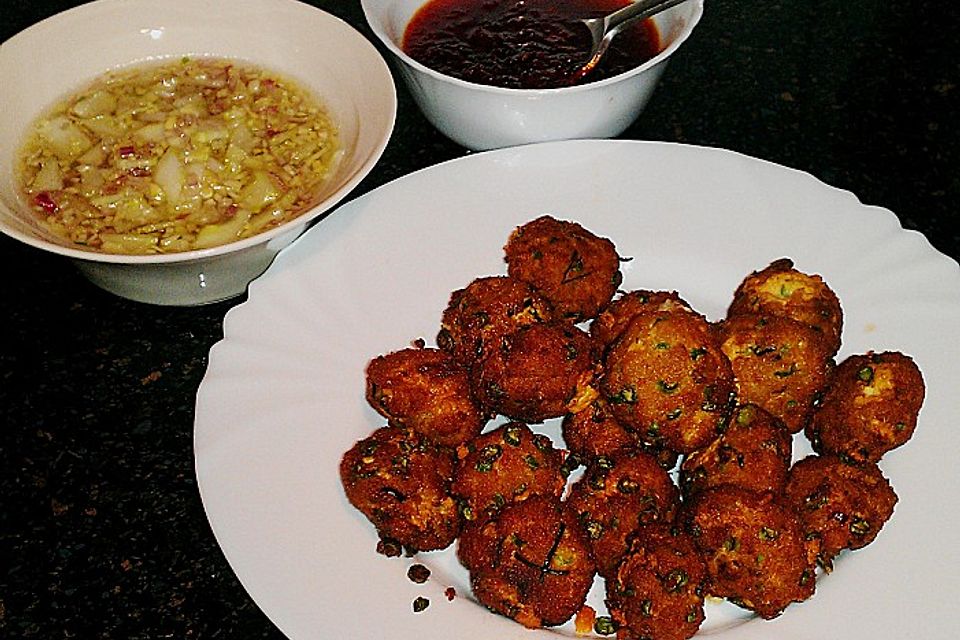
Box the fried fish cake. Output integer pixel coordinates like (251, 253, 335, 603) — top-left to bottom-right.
(727, 258, 843, 356)
(561, 398, 679, 470)
(785, 454, 898, 570)
(591, 290, 692, 349)
(718, 313, 833, 433)
(504, 215, 622, 322)
(680, 403, 792, 498)
(365, 347, 486, 447)
(471, 321, 601, 423)
(805, 351, 924, 463)
(339, 426, 460, 552)
(567, 450, 680, 578)
(452, 422, 566, 522)
(457, 496, 596, 628)
(602, 309, 736, 454)
(437, 275, 553, 367)
(684, 486, 818, 619)
(606, 524, 708, 640)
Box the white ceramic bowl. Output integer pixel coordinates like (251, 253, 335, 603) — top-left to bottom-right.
(0, 0, 396, 306)
(361, 0, 702, 151)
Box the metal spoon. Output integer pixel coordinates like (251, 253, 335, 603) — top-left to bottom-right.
(569, 0, 693, 83)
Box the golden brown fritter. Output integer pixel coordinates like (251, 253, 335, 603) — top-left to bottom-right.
(561, 397, 636, 460)
(365, 347, 486, 447)
(504, 215, 622, 322)
(471, 321, 601, 423)
(457, 496, 596, 628)
(561, 398, 679, 470)
(684, 485, 818, 619)
(339, 425, 460, 552)
(784, 454, 898, 571)
(452, 422, 566, 522)
(727, 258, 843, 356)
(602, 309, 736, 454)
(718, 313, 833, 434)
(805, 351, 924, 463)
(680, 403, 792, 498)
(567, 450, 680, 578)
(437, 275, 553, 367)
(591, 290, 692, 349)
(606, 524, 708, 640)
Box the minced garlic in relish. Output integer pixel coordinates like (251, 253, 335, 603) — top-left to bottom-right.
(17, 56, 340, 254)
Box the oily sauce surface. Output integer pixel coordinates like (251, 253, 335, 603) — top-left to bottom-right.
(402, 0, 662, 89)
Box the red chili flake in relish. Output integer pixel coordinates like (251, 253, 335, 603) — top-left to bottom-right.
(34, 192, 58, 215)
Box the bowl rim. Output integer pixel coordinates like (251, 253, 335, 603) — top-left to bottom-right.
(0, 0, 397, 265)
(360, 0, 704, 95)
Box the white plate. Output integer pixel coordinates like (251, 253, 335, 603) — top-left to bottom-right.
(194, 140, 960, 640)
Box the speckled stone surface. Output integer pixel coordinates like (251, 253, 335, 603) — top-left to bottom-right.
(1, 1, 957, 638)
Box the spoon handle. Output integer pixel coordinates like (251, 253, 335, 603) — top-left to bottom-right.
(573, 0, 692, 83)
(603, 0, 691, 37)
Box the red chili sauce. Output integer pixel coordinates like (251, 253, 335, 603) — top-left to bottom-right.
(402, 0, 662, 89)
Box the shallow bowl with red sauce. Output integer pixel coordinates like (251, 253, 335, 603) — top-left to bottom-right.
(361, 0, 702, 150)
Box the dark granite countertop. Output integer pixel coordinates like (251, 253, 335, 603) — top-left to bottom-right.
(2, 1, 958, 638)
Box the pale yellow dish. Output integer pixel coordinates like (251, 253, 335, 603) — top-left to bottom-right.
(17, 57, 340, 254)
